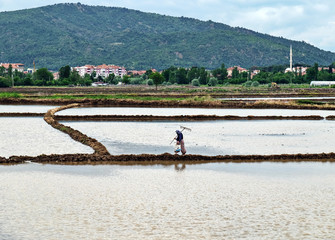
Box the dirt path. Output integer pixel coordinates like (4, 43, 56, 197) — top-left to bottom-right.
(44, 104, 110, 155)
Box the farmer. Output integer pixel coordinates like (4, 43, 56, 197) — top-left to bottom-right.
(175, 130, 186, 155)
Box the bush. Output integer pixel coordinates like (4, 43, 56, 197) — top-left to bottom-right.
(192, 79, 200, 86)
(243, 80, 252, 87)
(207, 77, 218, 86)
(251, 81, 260, 87)
(112, 77, 122, 85)
(162, 81, 172, 85)
(23, 77, 33, 86)
(147, 79, 154, 85)
(0, 77, 11, 87)
(130, 78, 142, 85)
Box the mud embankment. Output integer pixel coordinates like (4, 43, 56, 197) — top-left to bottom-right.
(44, 104, 110, 155)
(0, 112, 44, 117)
(2, 152, 335, 165)
(3, 97, 335, 110)
(54, 114, 324, 121)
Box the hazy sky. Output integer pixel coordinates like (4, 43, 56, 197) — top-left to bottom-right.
(1, 0, 334, 52)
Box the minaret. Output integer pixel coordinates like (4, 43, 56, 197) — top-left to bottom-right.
(290, 45, 293, 71)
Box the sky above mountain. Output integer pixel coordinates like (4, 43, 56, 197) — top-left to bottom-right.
(1, 0, 334, 53)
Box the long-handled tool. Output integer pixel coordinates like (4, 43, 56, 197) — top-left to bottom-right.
(170, 125, 192, 144)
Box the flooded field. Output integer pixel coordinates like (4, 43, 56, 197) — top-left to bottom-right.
(0, 117, 93, 158)
(2, 105, 335, 157)
(62, 120, 335, 155)
(0, 105, 57, 113)
(1, 162, 335, 239)
(57, 106, 335, 117)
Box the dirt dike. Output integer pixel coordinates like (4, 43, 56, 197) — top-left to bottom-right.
(44, 104, 110, 155)
(0, 112, 44, 117)
(54, 114, 324, 121)
(2, 152, 335, 165)
(3, 97, 335, 110)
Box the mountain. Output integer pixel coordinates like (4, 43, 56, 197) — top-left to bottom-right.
(1, 3, 335, 70)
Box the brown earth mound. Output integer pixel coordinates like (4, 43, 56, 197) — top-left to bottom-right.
(2, 97, 335, 110)
(54, 114, 324, 121)
(2, 152, 335, 165)
(44, 104, 110, 155)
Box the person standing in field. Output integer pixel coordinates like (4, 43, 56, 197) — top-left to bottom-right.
(175, 130, 186, 155)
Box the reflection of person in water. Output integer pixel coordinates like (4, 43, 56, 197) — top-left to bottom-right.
(175, 130, 186, 155)
(174, 163, 186, 171)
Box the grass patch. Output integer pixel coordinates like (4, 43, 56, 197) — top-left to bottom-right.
(296, 99, 325, 105)
(33, 94, 184, 101)
(0, 92, 22, 98)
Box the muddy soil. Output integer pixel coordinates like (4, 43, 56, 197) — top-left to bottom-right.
(3, 86, 335, 97)
(2, 152, 335, 165)
(2, 97, 335, 111)
(44, 104, 110, 155)
(0, 112, 44, 117)
(54, 114, 324, 121)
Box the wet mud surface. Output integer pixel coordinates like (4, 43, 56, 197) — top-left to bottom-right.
(0, 112, 44, 117)
(54, 114, 324, 121)
(2, 97, 335, 110)
(2, 152, 335, 165)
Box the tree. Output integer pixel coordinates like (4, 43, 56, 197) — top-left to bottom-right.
(176, 68, 188, 84)
(149, 72, 164, 90)
(0, 77, 11, 87)
(69, 70, 80, 84)
(34, 68, 53, 85)
(168, 71, 177, 84)
(122, 75, 130, 84)
(306, 65, 318, 82)
(90, 71, 96, 81)
(199, 67, 208, 85)
(232, 67, 239, 79)
(59, 65, 71, 79)
(106, 73, 115, 84)
(187, 67, 200, 83)
(8, 64, 13, 78)
(212, 63, 228, 84)
(208, 77, 218, 86)
(0, 66, 5, 76)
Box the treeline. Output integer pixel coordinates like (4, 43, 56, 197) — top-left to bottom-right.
(1, 62, 335, 88)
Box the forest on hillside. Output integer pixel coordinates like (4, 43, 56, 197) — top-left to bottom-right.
(0, 3, 335, 70)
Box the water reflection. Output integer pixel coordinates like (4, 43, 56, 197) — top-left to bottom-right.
(174, 163, 186, 171)
(0, 117, 93, 157)
(1, 162, 335, 239)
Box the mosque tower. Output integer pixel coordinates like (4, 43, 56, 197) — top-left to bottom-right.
(290, 45, 293, 71)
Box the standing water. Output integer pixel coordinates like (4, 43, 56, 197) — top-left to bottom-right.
(0, 162, 334, 239)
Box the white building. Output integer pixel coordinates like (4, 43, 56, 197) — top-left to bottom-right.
(0, 63, 25, 72)
(310, 81, 335, 87)
(74, 64, 127, 78)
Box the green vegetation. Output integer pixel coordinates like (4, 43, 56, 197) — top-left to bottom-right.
(0, 92, 22, 98)
(33, 94, 183, 101)
(0, 3, 335, 70)
(296, 99, 325, 105)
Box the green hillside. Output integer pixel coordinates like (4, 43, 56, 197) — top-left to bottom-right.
(1, 3, 335, 70)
